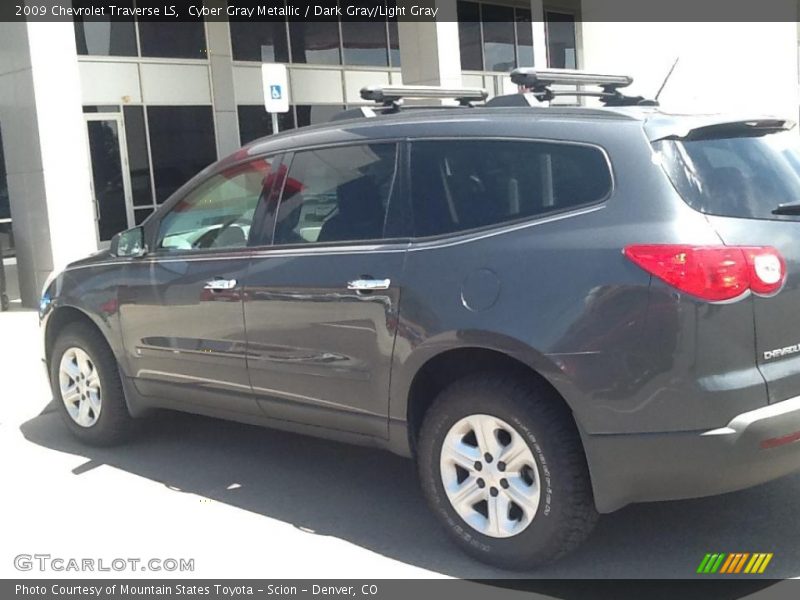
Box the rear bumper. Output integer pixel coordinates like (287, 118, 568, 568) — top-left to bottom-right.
(584, 396, 800, 513)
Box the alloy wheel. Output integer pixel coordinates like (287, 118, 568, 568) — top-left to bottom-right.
(59, 347, 102, 428)
(440, 414, 541, 538)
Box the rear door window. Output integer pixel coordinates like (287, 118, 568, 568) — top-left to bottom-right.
(409, 139, 611, 237)
(272, 144, 398, 245)
(653, 129, 800, 220)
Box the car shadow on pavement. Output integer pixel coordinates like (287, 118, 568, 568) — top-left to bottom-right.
(20, 403, 800, 581)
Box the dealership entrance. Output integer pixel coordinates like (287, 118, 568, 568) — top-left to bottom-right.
(84, 112, 134, 244)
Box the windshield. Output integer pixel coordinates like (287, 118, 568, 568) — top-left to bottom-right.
(653, 129, 800, 220)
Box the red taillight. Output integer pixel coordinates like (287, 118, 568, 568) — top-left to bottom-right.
(623, 244, 786, 302)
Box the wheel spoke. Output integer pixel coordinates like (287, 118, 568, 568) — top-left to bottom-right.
(468, 416, 503, 459)
(504, 474, 540, 514)
(85, 372, 101, 392)
(442, 439, 480, 470)
(499, 433, 530, 471)
(67, 363, 80, 381)
(87, 391, 102, 415)
(77, 353, 92, 378)
(449, 477, 485, 513)
(76, 397, 92, 425)
(487, 493, 513, 536)
(62, 387, 81, 406)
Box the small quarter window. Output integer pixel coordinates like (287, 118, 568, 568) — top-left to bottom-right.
(409, 140, 611, 237)
(158, 159, 272, 251)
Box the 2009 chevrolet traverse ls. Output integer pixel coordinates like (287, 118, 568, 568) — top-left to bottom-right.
(40, 70, 800, 569)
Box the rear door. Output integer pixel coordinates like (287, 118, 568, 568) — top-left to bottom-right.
(243, 142, 406, 437)
(654, 125, 800, 403)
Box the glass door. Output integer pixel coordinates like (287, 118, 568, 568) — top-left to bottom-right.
(84, 113, 134, 244)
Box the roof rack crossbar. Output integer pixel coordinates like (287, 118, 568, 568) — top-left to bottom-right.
(360, 85, 488, 108)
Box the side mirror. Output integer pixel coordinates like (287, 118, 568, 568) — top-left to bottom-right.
(111, 226, 147, 258)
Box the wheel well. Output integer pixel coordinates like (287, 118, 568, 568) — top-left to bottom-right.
(406, 348, 571, 452)
(45, 307, 106, 367)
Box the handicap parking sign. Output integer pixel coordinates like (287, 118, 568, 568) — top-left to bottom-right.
(262, 63, 290, 113)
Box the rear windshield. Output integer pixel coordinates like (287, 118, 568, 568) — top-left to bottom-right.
(653, 129, 800, 220)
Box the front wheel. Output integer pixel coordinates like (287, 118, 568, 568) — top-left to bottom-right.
(417, 374, 598, 570)
(49, 322, 136, 446)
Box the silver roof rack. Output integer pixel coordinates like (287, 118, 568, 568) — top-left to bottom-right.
(507, 68, 653, 106)
(511, 68, 633, 90)
(360, 85, 488, 107)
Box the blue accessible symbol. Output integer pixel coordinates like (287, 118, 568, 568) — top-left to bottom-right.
(270, 85, 282, 100)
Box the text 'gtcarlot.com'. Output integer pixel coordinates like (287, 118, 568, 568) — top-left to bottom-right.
(13, 554, 194, 572)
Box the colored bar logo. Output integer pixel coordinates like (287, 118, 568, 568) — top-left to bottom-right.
(697, 552, 773, 574)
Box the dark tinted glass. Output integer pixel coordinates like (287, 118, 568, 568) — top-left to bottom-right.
(123, 106, 154, 208)
(546, 12, 576, 69)
(274, 144, 397, 245)
(139, 21, 207, 59)
(410, 140, 611, 237)
(654, 131, 800, 221)
(229, 19, 290, 62)
(457, 1, 482, 70)
(74, 17, 137, 57)
(237, 105, 296, 146)
(289, 21, 341, 65)
(0, 123, 9, 221)
(86, 120, 128, 241)
(147, 106, 217, 203)
(134, 207, 155, 226)
(295, 105, 345, 128)
(515, 9, 534, 67)
(482, 5, 515, 72)
(83, 105, 120, 113)
(388, 17, 401, 66)
(341, 19, 388, 66)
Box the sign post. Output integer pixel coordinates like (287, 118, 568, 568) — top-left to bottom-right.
(261, 63, 290, 134)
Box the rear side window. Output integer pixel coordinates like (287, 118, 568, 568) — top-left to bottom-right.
(409, 139, 611, 237)
(654, 130, 800, 220)
(273, 144, 397, 245)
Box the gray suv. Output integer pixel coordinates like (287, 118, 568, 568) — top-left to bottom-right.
(40, 69, 800, 569)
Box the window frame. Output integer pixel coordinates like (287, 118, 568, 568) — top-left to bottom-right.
(406, 136, 615, 243)
(147, 152, 284, 258)
(263, 140, 409, 250)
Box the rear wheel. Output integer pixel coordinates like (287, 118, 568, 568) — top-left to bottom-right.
(49, 322, 135, 446)
(417, 374, 598, 570)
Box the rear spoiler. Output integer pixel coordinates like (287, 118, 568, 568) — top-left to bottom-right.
(645, 115, 796, 142)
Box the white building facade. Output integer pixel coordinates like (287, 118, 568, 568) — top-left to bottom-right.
(0, 0, 798, 306)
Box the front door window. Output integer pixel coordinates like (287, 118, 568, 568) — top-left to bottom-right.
(157, 158, 273, 251)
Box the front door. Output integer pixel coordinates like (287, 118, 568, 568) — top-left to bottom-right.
(244, 143, 406, 437)
(118, 155, 277, 416)
(84, 113, 134, 245)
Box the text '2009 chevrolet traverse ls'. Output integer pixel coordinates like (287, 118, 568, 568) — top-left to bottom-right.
(40, 70, 800, 569)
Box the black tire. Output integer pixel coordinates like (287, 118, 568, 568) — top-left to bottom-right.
(417, 374, 598, 570)
(1, 294, 8, 311)
(49, 322, 136, 446)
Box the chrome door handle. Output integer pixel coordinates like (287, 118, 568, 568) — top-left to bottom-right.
(347, 278, 391, 291)
(204, 278, 237, 291)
